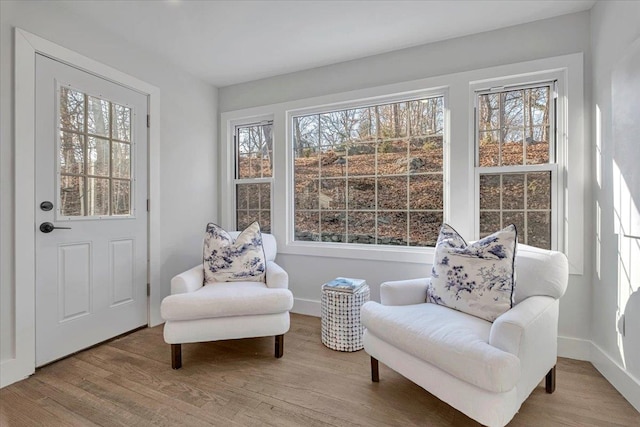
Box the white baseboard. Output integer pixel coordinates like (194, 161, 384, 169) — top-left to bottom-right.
(554, 336, 640, 412)
(0, 358, 31, 389)
(292, 298, 321, 317)
(558, 336, 592, 361)
(590, 342, 640, 413)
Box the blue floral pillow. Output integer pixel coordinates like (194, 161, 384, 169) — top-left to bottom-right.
(428, 224, 517, 322)
(203, 222, 266, 283)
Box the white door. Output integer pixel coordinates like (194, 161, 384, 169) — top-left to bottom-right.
(35, 54, 148, 366)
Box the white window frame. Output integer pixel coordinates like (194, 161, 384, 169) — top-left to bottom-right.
(56, 82, 138, 221)
(472, 76, 563, 251)
(220, 53, 583, 273)
(287, 90, 448, 248)
(233, 120, 274, 232)
(220, 113, 274, 231)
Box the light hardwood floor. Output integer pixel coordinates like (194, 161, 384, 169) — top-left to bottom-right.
(1, 313, 638, 426)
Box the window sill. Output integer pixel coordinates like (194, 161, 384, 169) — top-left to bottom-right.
(280, 240, 436, 264)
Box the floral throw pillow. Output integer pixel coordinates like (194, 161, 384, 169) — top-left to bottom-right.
(203, 221, 266, 283)
(428, 223, 517, 322)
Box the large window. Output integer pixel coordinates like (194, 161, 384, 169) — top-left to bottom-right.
(222, 54, 582, 268)
(293, 96, 444, 246)
(476, 83, 556, 249)
(235, 121, 273, 232)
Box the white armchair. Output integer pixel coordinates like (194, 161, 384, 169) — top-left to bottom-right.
(361, 244, 569, 427)
(160, 232, 293, 369)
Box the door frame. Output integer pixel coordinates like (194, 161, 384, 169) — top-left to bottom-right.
(6, 28, 161, 387)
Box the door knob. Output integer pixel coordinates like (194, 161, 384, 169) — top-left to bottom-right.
(39, 222, 72, 233)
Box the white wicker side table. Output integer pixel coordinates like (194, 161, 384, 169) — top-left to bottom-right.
(321, 282, 370, 352)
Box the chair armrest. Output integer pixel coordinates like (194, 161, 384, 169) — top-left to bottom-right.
(490, 296, 559, 394)
(171, 265, 204, 294)
(489, 295, 557, 355)
(380, 278, 429, 306)
(266, 260, 288, 289)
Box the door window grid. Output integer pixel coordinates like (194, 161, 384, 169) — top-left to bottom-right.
(58, 86, 132, 217)
(475, 83, 556, 249)
(293, 96, 445, 247)
(235, 122, 273, 232)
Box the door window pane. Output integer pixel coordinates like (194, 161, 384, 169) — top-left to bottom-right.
(87, 137, 110, 177)
(87, 96, 110, 137)
(112, 142, 131, 179)
(86, 178, 109, 216)
(59, 87, 84, 131)
(58, 86, 133, 217)
(59, 131, 84, 174)
(112, 103, 131, 141)
(112, 180, 130, 215)
(60, 175, 84, 216)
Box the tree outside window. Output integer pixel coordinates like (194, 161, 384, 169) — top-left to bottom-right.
(293, 96, 445, 247)
(235, 122, 273, 232)
(476, 84, 555, 249)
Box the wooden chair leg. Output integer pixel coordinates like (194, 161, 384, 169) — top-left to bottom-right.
(545, 365, 556, 393)
(275, 334, 284, 358)
(371, 356, 379, 382)
(171, 344, 182, 369)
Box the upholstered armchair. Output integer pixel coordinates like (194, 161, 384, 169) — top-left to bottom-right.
(160, 231, 293, 369)
(361, 243, 569, 427)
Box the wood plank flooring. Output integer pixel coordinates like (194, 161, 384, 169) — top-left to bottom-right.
(1, 314, 638, 426)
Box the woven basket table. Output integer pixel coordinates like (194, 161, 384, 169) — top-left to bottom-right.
(321, 283, 370, 351)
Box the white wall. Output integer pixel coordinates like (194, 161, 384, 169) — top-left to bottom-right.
(220, 12, 590, 111)
(219, 12, 594, 347)
(590, 0, 640, 410)
(0, 1, 218, 371)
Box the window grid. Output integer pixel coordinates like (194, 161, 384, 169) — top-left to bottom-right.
(476, 82, 555, 249)
(294, 97, 444, 247)
(234, 122, 273, 233)
(58, 87, 132, 217)
(478, 170, 553, 246)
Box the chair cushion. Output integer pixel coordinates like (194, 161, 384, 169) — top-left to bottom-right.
(161, 282, 293, 321)
(428, 223, 517, 322)
(203, 222, 266, 284)
(361, 301, 520, 392)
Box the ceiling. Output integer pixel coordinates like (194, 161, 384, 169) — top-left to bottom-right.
(58, 0, 596, 87)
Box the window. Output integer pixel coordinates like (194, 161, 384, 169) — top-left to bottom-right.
(292, 96, 444, 247)
(58, 86, 132, 217)
(235, 121, 273, 232)
(475, 83, 556, 249)
(222, 54, 582, 268)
